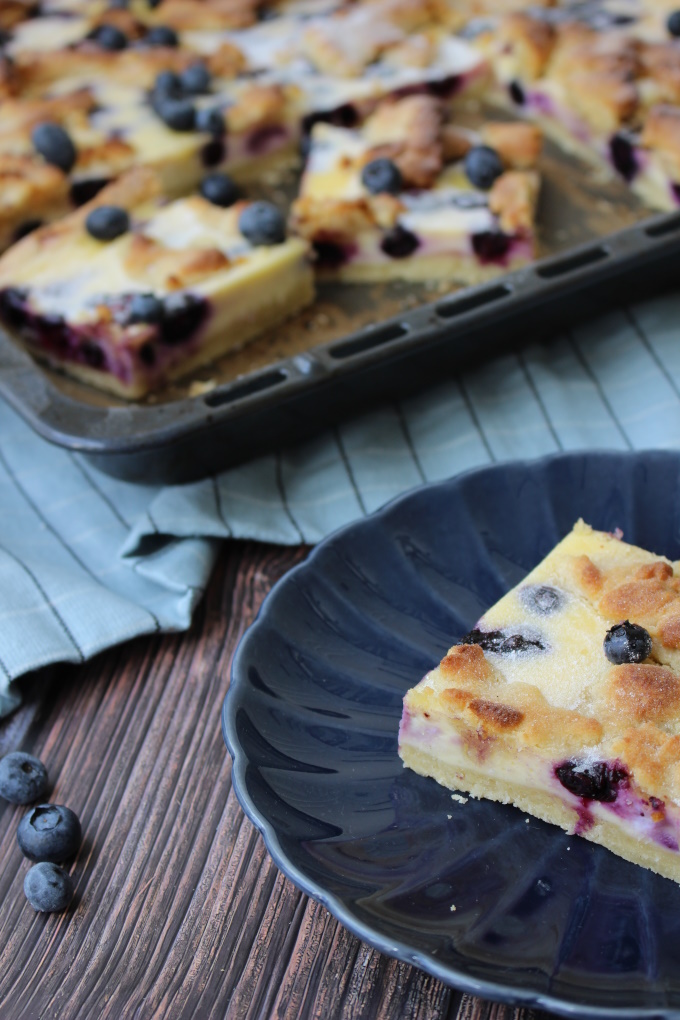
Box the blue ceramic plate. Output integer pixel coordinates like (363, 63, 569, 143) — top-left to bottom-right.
(223, 451, 680, 1018)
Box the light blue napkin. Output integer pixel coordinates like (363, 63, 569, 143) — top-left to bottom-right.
(2, 293, 680, 716)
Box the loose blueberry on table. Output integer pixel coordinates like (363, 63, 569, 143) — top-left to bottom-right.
(24, 862, 74, 913)
(0, 752, 48, 805)
(17, 804, 82, 863)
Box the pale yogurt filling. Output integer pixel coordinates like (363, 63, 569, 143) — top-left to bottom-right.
(399, 707, 680, 853)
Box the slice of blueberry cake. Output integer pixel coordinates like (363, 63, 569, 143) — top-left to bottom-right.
(0, 167, 313, 397)
(290, 94, 541, 281)
(399, 520, 680, 883)
(472, 9, 680, 210)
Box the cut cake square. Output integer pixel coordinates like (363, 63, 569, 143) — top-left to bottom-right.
(291, 94, 540, 281)
(399, 520, 680, 883)
(0, 168, 313, 398)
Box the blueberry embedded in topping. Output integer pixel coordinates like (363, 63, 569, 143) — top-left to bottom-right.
(85, 204, 129, 241)
(201, 138, 226, 167)
(152, 69, 184, 102)
(195, 107, 226, 137)
(509, 80, 525, 105)
(312, 239, 353, 269)
(160, 293, 208, 345)
(17, 804, 82, 863)
(24, 862, 74, 913)
(80, 341, 105, 368)
(609, 133, 638, 182)
(108, 0, 130, 8)
(88, 23, 128, 50)
(200, 172, 239, 208)
(70, 176, 110, 206)
(156, 97, 196, 132)
(459, 628, 545, 653)
(555, 760, 628, 802)
(520, 584, 563, 615)
(380, 224, 419, 258)
(31, 122, 76, 174)
(180, 62, 211, 95)
(464, 145, 504, 190)
(145, 25, 179, 47)
(129, 292, 164, 324)
(668, 10, 680, 36)
(147, 0, 162, 6)
(472, 230, 511, 264)
(238, 201, 286, 245)
(603, 620, 652, 664)
(361, 158, 403, 195)
(0, 752, 48, 805)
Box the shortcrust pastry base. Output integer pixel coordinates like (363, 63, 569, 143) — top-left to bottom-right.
(400, 742, 680, 885)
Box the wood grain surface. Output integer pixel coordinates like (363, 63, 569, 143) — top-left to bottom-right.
(0, 541, 555, 1020)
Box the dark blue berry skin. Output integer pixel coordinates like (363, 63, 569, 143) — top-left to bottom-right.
(85, 205, 130, 241)
(153, 69, 184, 102)
(157, 98, 196, 131)
(195, 107, 225, 136)
(520, 584, 563, 615)
(108, 0, 129, 8)
(180, 62, 211, 95)
(555, 760, 628, 802)
(88, 23, 128, 50)
(464, 145, 504, 190)
(24, 862, 74, 913)
(17, 804, 82, 863)
(0, 753, 48, 805)
(145, 25, 179, 47)
(603, 620, 652, 664)
(128, 292, 164, 324)
(668, 10, 680, 35)
(31, 122, 76, 174)
(238, 201, 286, 245)
(200, 172, 239, 207)
(361, 158, 402, 195)
(459, 628, 545, 653)
(160, 293, 208, 345)
(380, 224, 419, 258)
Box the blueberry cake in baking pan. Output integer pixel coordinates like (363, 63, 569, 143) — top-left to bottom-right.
(399, 520, 680, 882)
(0, 168, 313, 397)
(291, 94, 540, 281)
(1, 0, 680, 395)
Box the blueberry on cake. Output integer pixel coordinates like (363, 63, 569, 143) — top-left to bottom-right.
(0, 168, 313, 397)
(399, 520, 680, 883)
(291, 95, 541, 281)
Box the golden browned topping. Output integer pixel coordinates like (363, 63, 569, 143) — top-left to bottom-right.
(290, 196, 376, 242)
(439, 643, 497, 682)
(467, 698, 525, 730)
(364, 95, 444, 187)
(497, 14, 556, 81)
(226, 83, 287, 133)
(482, 122, 542, 168)
(441, 124, 472, 162)
(607, 663, 680, 723)
(207, 41, 248, 79)
(642, 104, 680, 158)
(123, 234, 230, 290)
(488, 169, 539, 232)
(570, 554, 604, 595)
(0, 154, 68, 217)
(147, 0, 261, 30)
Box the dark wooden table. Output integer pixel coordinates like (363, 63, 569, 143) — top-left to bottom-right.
(0, 541, 555, 1020)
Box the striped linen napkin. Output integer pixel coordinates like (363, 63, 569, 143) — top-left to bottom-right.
(1, 294, 680, 716)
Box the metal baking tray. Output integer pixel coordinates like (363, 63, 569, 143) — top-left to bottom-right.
(1, 131, 679, 484)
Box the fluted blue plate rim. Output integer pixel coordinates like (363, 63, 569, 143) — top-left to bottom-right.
(223, 450, 680, 1019)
